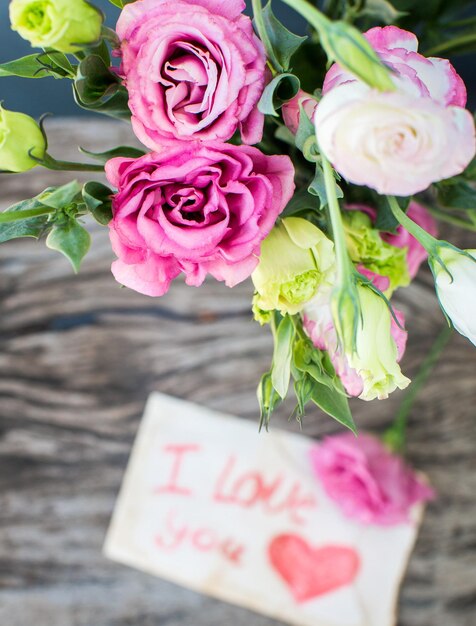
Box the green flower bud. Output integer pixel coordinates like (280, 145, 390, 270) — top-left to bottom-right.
(319, 21, 395, 92)
(343, 210, 410, 295)
(9, 0, 103, 54)
(252, 217, 335, 316)
(346, 286, 410, 401)
(0, 105, 46, 172)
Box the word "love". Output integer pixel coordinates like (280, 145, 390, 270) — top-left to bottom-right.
(155, 444, 317, 524)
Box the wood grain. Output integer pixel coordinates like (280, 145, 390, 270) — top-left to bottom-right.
(0, 120, 475, 626)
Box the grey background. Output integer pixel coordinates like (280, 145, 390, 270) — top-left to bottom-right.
(0, 1, 473, 117)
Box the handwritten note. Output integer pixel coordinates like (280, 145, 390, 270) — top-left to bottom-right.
(104, 393, 423, 626)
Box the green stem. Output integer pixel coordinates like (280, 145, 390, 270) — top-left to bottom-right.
(46, 159, 105, 172)
(387, 196, 438, 253)
(34, 153, 105, 172)
(424, 32, 476, 57)
(0, 206, 55, 224)
(384, 325, 453, 452)
(251, 0, 280, 73)
(322, 155, 352, 282)
(427, 207, 476, 233)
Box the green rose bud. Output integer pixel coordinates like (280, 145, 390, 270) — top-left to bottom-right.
(343, 210, 410, 295)
(252, 217, 335, 316)
(346, 286, 410, 401)
(9, 0, 103, 54)
(0, 105, 46, 172)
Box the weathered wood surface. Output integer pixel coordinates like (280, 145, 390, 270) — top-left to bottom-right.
(0, 120, 475, 626)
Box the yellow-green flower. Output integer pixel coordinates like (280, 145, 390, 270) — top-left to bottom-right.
(343, 210, 410, 295)
(10, 0, 103, 54)
(0, 105, 46, 172)
(347, 286, 410, 401)
(252, 217, 335, 316)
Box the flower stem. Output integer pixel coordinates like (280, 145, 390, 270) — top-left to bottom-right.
(251, 0, 280, 73)
(0, 206, 55, 224)
(322, 155, 352, 282)
(387, 196, 438, 253)
(384, 325, 453, 452)
(426, 207, 476, 233)
(33, 152, 105, 172)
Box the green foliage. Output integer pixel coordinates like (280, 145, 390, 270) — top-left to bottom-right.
(108, 0, 136, 7)
(271, 314, 296, 399)
(0, 52, 74, 79)
(79, 145, 146, 164)
(82, 182, 114, 225)
(257, 315, 356, 432)
(74, 55, 130, 120)
(358, 0, 407, 24)
(258, 73, 300, 116)
(46, 216, 91, 273)
(259, 1, 308, 72)
(0, 180, 109, 270)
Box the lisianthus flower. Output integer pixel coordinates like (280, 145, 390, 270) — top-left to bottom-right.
(252, 217, 335, 316)
(315, 26, 476, 196)
(0, 105, 46, 173)
(430, 247, 476, 346)
(106, 143, 295, 297)
(303, 287, 409, 401)
(343, 210, 410, 296)
(9, 0, 103, 53)
(311, 432, 435, 526)
(281, 90, 318, 135)
(116, 0, 266, 148)
(346, 202, 438, 282)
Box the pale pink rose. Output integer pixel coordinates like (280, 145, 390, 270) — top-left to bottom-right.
(116, 0, 266, 149)
(281, 90, 318, 134)
(106, 143, 295, 297)
(310, 433, 435, 526)
(315, 26, 476, 196)
(303, 291, 407, 399)
(347, 202, 438, 278)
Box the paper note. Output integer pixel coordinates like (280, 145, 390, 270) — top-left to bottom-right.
(104, 393, 423, 626)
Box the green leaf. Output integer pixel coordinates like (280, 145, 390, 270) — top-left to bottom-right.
(257, 371, 282, 430)
(46, 218, 91, 273)
(108, 0, 136, 7)
(294, 106, 315, 153)
(260, 1, 307, 72)
(294, 374, 315, 416)
(74, 55, 130, 120)
(436, 180, 476, 210)
(79, 145, 146, 164)
(39, 181, 82, 210)
(258, 73, 300, 116)
(359, 0, 407, 24)
(282, 186, 320, 218)
(82, 181, 113, 225)
(0, 53, 73, 79)
(311, 383, 356, 433)
(271, 315, 296, 399)
(0, 213, 50, 243)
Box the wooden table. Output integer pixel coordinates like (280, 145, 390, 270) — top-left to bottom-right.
(1, 121, 475, 626)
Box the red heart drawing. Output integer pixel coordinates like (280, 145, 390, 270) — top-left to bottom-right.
(268, 534, 360, 603)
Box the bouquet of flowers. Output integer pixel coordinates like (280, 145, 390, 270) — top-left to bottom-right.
(1, 0, 475, 434)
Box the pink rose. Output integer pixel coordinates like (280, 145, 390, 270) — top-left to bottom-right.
(311, 433, 435, 526)
(116, 0, 266, 149)
(281, 90, 318, 134)
(106, 143, 295, 296)
(315, 26, 476, 196)
(347, 201, 438, 278)
(303, 291, 407, 399)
